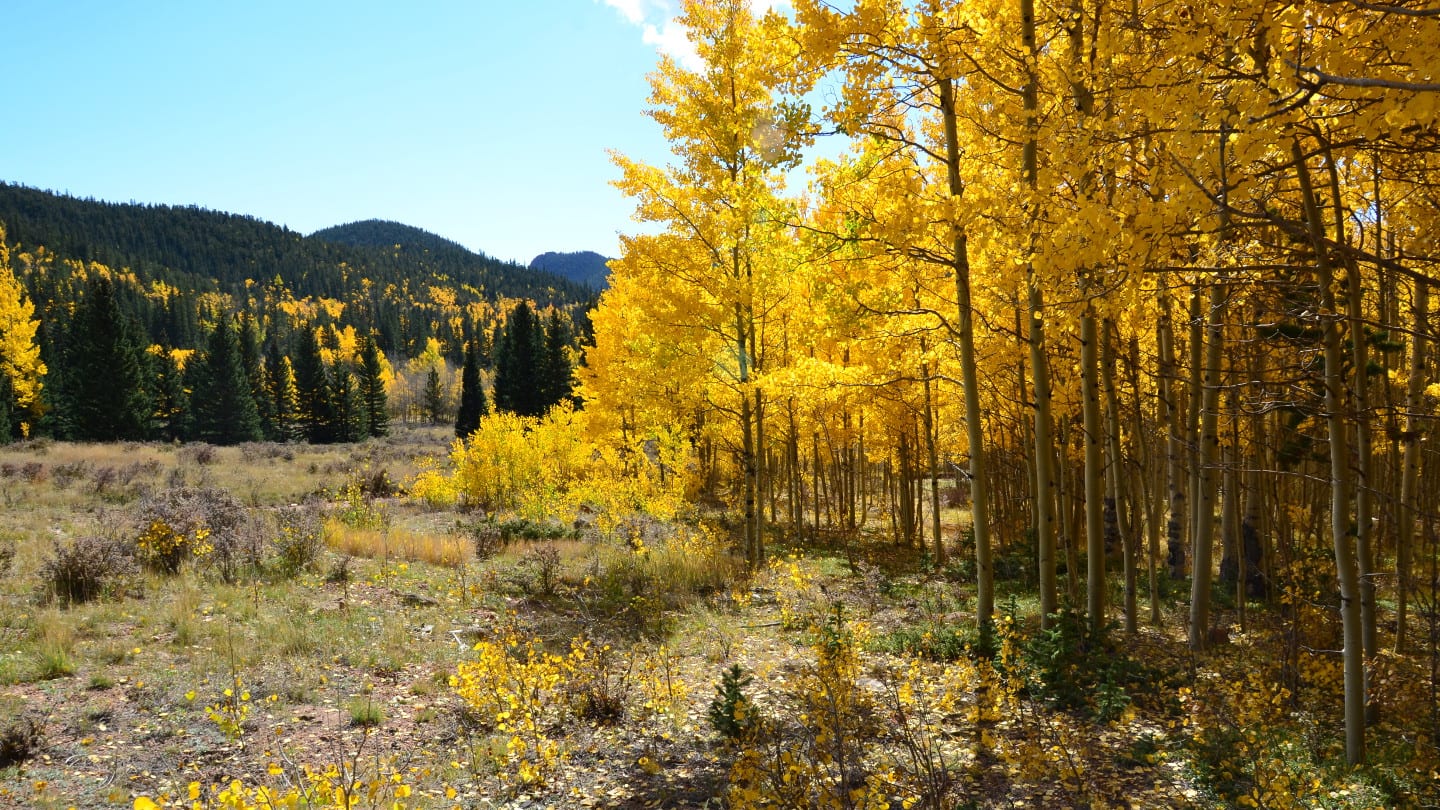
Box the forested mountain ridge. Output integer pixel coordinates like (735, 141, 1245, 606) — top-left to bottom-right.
(0, 183, 590, 307)
(311, 219, 577, 299)
(529, 250, 611, 289)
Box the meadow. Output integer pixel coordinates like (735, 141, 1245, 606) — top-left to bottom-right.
(0, 427, 1435, 809)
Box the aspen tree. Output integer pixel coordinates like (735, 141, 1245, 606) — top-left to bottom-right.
(1295, 137, 1366, 766)
(0, 225, 45, 435)
(793, 1, 1000, 621)
(601, 0, 807, 567)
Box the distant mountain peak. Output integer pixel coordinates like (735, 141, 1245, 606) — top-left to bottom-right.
(530, 251, 611, 290)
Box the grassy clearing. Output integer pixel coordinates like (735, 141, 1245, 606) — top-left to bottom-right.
(0, 427, 1434, 809)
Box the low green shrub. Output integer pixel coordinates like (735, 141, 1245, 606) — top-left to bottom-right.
(708, 663, 754, 740)
(1015, 608, 1163, 721)
(874, 622, 994, 663)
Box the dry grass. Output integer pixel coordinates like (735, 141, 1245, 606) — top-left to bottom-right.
(29, 610, 79, 681)
(0, 425, 449, 517)
(1, 429, 1419, 810)
(323, 520, 472, 569)
(0, 425, 452, 588)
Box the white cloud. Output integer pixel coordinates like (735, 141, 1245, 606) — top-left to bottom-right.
(601, 0, 788, 72)
(600, 0, 647, 25)
(642, 20, 703, 71)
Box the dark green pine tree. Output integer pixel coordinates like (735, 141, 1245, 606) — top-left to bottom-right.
(60, 277, 153, 441)
(0, 373, 13, 443)
(357, 334, 389, 437)
(423, 365, 446, 424)
(293, 326, 335, 443)
(455, 341, 487, 437)
(330, 365, 368, 443)
(237, 315, 271, 436)
(539, 310, 574, 410)
(187, 316, 264, 445)
(493, 301, 544, 417)
(29, 320, 64, 439)
(264, 338, 301, 441)
(151, 349, 188, 442)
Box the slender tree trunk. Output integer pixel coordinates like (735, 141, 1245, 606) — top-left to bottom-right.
(1082, 310, 1107, 633)
(1130, 334, 1162, 625)
(1221, 419, 1241, 601)
(755, 389, 767, 565)
(741, 388, 758, 566)
(939, 76, 993, 626)
(1398, 282, 1427, 653)
(1019, 307, 1038, 553)
(1220, 402, 1240, 588)
(900, 431, 915, 546)
(1349, 260, 1376, 689)
(1295, 138, 1365, 765)
(1019, 0, 1058, 627)
(1058, 420, 1081, 605)
(881, 455, 892, 541)
(1102, 321, 1137, 633)
(788, 401, 800, 534)
(734, 266, 759, 564)
(857, 412, 869, 532)
(921, 349, 944, 564)
(1189, 281, 1225, 651)
(1186, 288, 1204, 577)
(1326, 157, 1376, 709)
(813, 431, 823, 538)
(1159, 303, 1187, 579)
(1243, 324, 1268, 604)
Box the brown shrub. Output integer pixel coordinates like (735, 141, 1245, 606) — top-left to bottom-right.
(136, 487, 257, 579)
(51, 461, 89, 490)
(0, 535, 15, 577)
(38, 535, 137, 605)
(179, 443, 218, 466)
(0, 715, 43, 768)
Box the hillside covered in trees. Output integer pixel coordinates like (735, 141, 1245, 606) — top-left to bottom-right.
(530, 250, 612, 289)
(0, 184, 592, 444)
(0, 184, 592, 313)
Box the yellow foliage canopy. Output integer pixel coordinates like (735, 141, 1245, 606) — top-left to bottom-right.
(0, 225, 46, 414)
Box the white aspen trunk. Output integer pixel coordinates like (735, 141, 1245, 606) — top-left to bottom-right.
(1102, 321, 1136, 633)
(939, 75, 993, 626)
(1295, 138, 1366, 765)
(1020, 0, 1058, 627)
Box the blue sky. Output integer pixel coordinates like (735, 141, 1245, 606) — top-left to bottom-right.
(0, 1, 707, 264)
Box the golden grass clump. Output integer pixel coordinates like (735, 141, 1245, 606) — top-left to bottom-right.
(323, 520, 472, 568)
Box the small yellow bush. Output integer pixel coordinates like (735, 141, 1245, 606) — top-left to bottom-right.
(136, 520, 212, 574)
(412, 406, 695, 530)
(451, 625, 570, 786)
